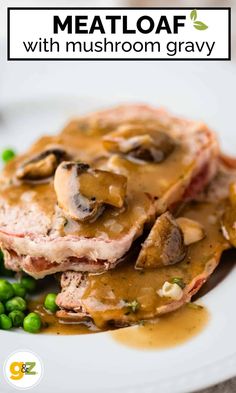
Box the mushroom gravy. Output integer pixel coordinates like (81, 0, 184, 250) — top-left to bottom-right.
(29, 297, 209, 350)
(70, 200, 228, 328)
(28, 197, 228, 344)
(111, 304, 209, 349)
(28, 298, 98, 335)
(0, 119, 214, 240)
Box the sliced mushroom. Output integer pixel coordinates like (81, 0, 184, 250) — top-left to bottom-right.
(176, 217, 205, 246)
(54, 161, 127, 222)
(103, 124, 175, 163)
(16, 148, 69, 181)
(135, 212, 186, 269)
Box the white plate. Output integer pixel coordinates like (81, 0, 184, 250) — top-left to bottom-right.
(0, 61, 236, 393)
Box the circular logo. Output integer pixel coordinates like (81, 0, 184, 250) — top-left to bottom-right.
(3, 350, 43, 390)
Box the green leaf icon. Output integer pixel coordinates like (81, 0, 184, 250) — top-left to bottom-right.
(194, 21, 208, 30)
(190, 9, 197, 21)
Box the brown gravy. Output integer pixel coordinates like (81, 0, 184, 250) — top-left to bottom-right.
(28, 298, 98, 335)
(29, 296, 209, 350)
(111, 304, 209, 349)
(0, 118, 210, 241)
(77, 201, 228, 328)
(27, 199, 227, 341)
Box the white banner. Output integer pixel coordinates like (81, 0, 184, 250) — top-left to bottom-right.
(8, 8, 230, 60)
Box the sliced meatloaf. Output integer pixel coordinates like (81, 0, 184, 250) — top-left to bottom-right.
(56, 164, 234, 327)
(0, 104, 218, 278)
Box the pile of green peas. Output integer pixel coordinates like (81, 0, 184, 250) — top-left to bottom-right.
(0, 276, 42, 333)
(0, 251, 59, 334)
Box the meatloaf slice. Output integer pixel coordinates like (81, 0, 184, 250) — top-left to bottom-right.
(56, 164, 234, 327)
(0, 104, 218, 278)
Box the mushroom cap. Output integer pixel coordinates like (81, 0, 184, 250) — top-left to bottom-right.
(54, 161, 127, 223)
(103, 124, 176, 163)
(16, 148, 69, 182)
(135, 211, 186, 269)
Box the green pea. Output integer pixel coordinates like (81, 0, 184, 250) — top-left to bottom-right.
(23, 312, 41, 333)
(0, 279, 14, 301)
(1, 149, 16, 163)
(12, 283, 26, 298)
(5, 296, 27, 312)
(44, 293, 58, 313)
(9, 310, 25, 327)
(0, 301, 5, 315)
(0, 314, 12, 330)
(20, 276, 37, 293)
